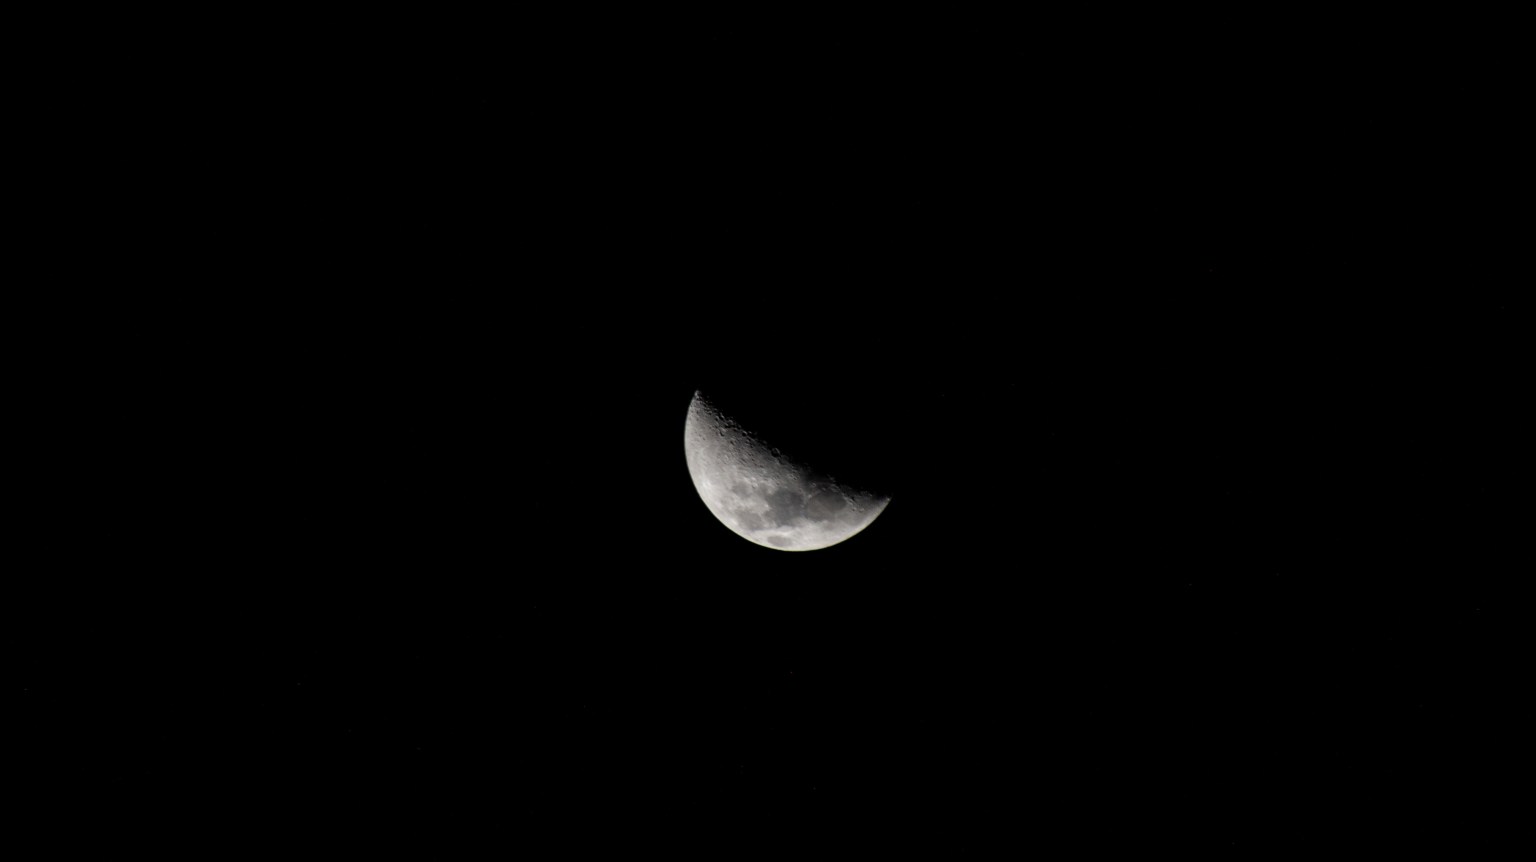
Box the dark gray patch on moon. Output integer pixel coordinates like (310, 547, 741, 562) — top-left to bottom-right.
(766, 535, 792, 548)
(764, 488, 806, 527)
(806, 491, 847, 520)
(735, 510, 765, 531)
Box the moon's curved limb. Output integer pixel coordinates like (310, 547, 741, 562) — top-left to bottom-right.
(684, 391, 889, 551)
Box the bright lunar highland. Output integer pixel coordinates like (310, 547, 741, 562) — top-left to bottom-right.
(683, 390, 890, 551)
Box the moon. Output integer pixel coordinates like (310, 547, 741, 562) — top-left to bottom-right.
(683, 390, 890, 551)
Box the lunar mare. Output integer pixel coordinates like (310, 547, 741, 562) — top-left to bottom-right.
(684, 391, 889, 551)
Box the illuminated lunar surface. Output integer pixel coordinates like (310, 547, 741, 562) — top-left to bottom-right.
(683, 390, 890, 551)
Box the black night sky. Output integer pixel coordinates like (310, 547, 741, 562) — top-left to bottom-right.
(18, 14, 1517, 852)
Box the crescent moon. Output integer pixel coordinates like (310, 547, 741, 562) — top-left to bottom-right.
(683, 390, 890, 551)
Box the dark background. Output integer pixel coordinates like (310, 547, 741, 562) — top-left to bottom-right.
(16, 13, 1519, 850)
